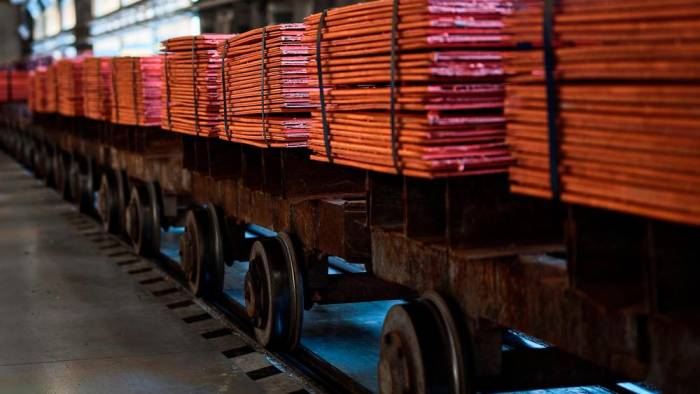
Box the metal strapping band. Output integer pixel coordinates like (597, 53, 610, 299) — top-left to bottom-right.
(543, 0, 561, 201)
(131, 59, 140, 126)
(164, 53, 173, 130)
(316, 10, 332, 162)
(221, 40, 231, 140)
(53, 66, 59, 111)
(111, 59, 120, 123)
(261, 27, 270, 147)
(95, 59, 102, 115)
(390, 0, 401, 174)
(191, 36, 201, 137)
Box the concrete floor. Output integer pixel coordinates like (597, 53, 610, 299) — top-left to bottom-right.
(0, 152, 308, 394)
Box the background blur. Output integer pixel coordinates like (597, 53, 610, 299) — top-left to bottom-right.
(1, 0, 361, 62)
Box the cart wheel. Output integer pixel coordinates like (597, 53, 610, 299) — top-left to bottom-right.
(126, 182, 161, 256)
(378, 291, 471, 394)
(33, 143, 45, 179)
(19, 136, 29, 166)
(25, 139, 36, 172)
(180, 207, 208, 296)
(97, 170, 128, 234)
(206, 203, 228, 293)
(54, 151, 70, 200)
(68, 156, 91, 211)
(180, 203, 229, 296)
(44, 145, 56, 188)
(81, 159, 98, 213)
(244, 232, 304, 350)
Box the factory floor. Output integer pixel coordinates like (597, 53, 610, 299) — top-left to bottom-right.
(0, 152, 310, 394)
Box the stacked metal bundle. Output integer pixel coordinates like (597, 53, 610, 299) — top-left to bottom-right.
(504, 0, 700, 226)
(110, 56, 163, 126)
(28, 70, 38, 112)
(45, 65, 59, 113)
(303, 0, 515, 178)
(161, 35, 232, 136)
(56, 59, 84, 117)
(218, 24, 312, 148)
(0, 70, 29, 102)
(28, 68, 52, 113)
(82, 57, 113, 121)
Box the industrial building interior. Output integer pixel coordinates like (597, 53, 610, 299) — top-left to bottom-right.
(0, 0, 697, 393)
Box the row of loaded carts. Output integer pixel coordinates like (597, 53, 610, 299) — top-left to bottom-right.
(10, 0, 697, 231)
(1, 1, 697, 393)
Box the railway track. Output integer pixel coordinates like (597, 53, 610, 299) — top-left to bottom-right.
(54, 202, 371, 394)
(6, 152, 652, 394)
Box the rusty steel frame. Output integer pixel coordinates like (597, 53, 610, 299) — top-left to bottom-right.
(2, 109, 698, 393)
(28, 114, 406, 308)
(367, 171, 699, 393)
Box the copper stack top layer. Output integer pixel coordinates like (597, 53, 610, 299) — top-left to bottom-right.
(111, 56, 163, 127)
(83, 57, 113, 121)
(45, 65, 59, 113)
(504, 0, 700, 226)
(161, 34, 233, 136)
(0, 70, 29, 102)
(56, 59, 84, 117)
(304, 0, 515, 178)
(218, 24, 311, 148)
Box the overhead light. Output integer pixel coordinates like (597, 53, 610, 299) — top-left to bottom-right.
(17, 24, 30, 40)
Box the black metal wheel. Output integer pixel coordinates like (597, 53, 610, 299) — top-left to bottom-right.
(29, 141, 37, 172)
(83, 159, 98, 212)
(18, 136, 29, 166)
(179, 203, 229, 297)
(97, 170, 128, 234)
(244, 232, 304, 350)
(44, 144, 56, 188)
(378, 291, 470, 394)
(54, 151, 71, 200)
(32, 143, 45, 179)
(68, 156, 85, 206)
(125, 182, 161, 256)
(24, 139, 35, 171)
(180, 207, 208, 296)
(206, 204, 228, 292)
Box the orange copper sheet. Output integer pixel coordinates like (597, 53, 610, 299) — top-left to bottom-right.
(110, 56, 162, 127)
(0, 70, 29, 103)
(56, 59, 84, 117)
(504, 0, 700, 226)
(217, 24, 311, 147)
(29, 69, 50, 113)
(303, 0, 515, 178)
(44, 65, 59, 114)
(161, 34, 233, 137)
(83, 57, 113, 121)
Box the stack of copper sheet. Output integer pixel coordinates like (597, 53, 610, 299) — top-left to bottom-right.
(303, 0, 515, 178)
(82, 57, 112, 121)
(28, 70, 37, 111)
(56, 59, 84, 117)
(0, 70, 29, 102)
(29, 68, 51, 113)
(504, 0, 700, 226)
(161, 35, 232, 136)
(110, 56, 163, 126)
(45, 65, 59, 113)
(218, 24, 311, 148)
